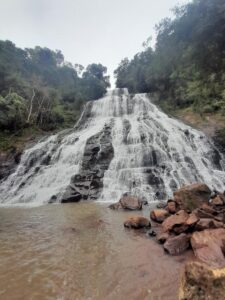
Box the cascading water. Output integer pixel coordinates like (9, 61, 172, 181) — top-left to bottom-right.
(0, 88, 224, 206)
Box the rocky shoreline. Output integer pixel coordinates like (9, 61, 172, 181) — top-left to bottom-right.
(110, 183, 225, 299)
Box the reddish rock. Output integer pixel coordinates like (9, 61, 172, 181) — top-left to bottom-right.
(194, 208, 215, 219)
(164, 233, 190, 255)
(173, 224, 189, 235)
(211, 195, 224, 206)
(179, 262, 225, 300)
(195, 218, 224, 231)
(185, 212, 199, 227)
(174, 183, 211, 211)
(200, 203, 217, 215)
(157, 232, 170, 244)
(150, 209, 169, 223)
(124, 216, 151, 229)
(119, 196, 142, 210)
(167, 200, 177, 214)
(191, 228, 225, 268)
(162, 210, 189, 233)
(194, 208, 223, 222)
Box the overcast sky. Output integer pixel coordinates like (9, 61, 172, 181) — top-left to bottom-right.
(0, 0, 188, 86)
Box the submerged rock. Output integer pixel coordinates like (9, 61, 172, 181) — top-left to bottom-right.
(179, 262, 225, 300)
(120, 196, 143, 210)
(110, 196, 143, 211)
(108, 202, 122, 210)
(124, 216, 151, 229)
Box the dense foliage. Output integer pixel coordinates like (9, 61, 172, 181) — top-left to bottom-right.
(115, 0, 225, 116)
(0, 40, 110, 133)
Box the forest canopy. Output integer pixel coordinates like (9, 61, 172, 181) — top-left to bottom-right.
(0, 40, 110, 132)
(114, 0, 225, 116)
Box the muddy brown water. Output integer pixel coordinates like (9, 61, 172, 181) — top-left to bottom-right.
(0, 203, 192, 300)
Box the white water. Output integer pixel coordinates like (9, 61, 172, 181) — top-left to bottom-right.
(0, 88, 224, 205)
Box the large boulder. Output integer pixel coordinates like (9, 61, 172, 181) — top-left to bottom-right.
(164, 233, 190, 255)
(162, 210, 189, 233)
(119, 196, 142, 210)
(124, 216, 151, 229)
(191, 228, 225, 268)
(179, 262, 225, 300)
(150, 209, 169, 223)
(174, 183, 211, 211)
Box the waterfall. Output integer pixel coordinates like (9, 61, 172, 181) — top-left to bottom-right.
(0, 88, 224, 206)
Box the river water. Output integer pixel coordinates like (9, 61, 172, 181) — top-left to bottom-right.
(0, 203, 192, 300)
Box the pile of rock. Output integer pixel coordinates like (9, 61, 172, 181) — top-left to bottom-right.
(118, 183, 225, 269)
(114, 183, 225, 297)
(150, 183, 225, 268)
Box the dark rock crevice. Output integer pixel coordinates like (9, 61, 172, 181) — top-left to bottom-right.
(61, 122, 114, 203)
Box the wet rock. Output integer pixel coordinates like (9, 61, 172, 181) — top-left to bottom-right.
(179, 262, 225, 300)
(0, 149, 22, 180)
(157, 232, 170, 244)
(61, 123, 114, 203)
(174, 183, 211, 212)
(156, 202, 167, 209)
(109, 202, 122, 210)
(162, 210, 189, 233)
(119, 196, 142, 210)
(167, 200, 177, 214)
(61, 190, 82, 203)
(150, 209, 169, 223)
(124, 216, 151, 229)
(195, 218, 224, 231)
(191, 228, 225, 268)
(49, 195, 57, 203)
(184, 129, 189, 136)
(164, 233, 190, 255)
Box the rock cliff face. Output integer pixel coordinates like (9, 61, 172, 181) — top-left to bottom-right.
(61, 123, 114, 202)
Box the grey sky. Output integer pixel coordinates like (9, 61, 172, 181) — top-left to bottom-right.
(0, 0, 188, 86)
